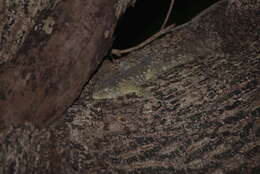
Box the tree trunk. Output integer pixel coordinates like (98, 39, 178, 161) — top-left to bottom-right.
(0, 0, 259, 173)
(0, 0, 118, 127)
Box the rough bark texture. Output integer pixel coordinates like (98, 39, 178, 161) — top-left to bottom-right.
(0, 0, 259, 173)
(0, 0, 117, 127)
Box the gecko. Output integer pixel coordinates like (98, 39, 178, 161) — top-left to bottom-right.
(91, 22, 195, 100)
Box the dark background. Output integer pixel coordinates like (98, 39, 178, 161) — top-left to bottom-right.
(113, 0, 219, 49)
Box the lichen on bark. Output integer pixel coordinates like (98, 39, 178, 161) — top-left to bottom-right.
(0, 0, 61, 63)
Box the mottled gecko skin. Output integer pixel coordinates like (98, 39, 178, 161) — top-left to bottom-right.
(92, 58, 173, 100)
(91, 23, 197, 100)
(92, 60, 154, 100)
(91, 24, 195, 100)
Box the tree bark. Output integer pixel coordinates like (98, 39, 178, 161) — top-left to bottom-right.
(0, 0, 259, 173)
(0, 0, 117, 127)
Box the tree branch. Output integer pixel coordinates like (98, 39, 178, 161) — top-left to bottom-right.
(160, 0, 175, 30)
(111, 0, 175, 57)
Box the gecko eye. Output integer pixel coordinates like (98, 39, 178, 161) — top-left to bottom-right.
(112, 0, 220, 54)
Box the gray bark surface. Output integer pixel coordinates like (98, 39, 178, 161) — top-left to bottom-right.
(0, 0, 259, 173)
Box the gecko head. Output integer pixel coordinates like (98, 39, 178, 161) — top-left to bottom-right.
(92, 81, 149, 100)
(92, 87, 118, 100)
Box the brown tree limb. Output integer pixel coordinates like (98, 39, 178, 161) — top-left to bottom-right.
(0, 0, 117, 127)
